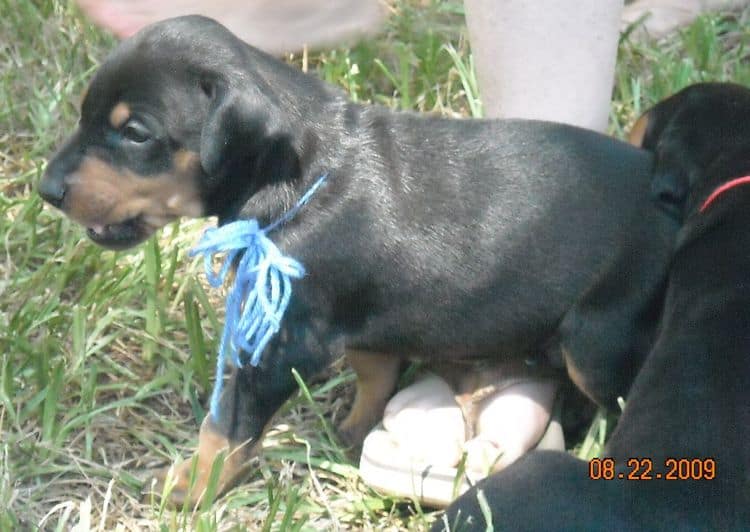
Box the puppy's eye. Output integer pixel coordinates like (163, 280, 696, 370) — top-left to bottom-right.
(121, 120, 151, 144)
(200, 79, 215, 99)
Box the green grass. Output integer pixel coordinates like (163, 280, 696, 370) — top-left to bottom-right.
(1, 1, 749, 530)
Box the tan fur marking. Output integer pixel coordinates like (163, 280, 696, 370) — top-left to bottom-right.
(157, 415, 260, 507)
(78, 85, 89, 111)
(562, 347, 587, 394)
(108, 102, 131, 129)
(339, 350, 401, 447)
(63, 152, 203, 235)
(628, 112, 650, 147)
(173, 149, 201, 175)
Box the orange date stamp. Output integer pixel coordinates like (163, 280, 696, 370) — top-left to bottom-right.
(588, 457, 716, 480)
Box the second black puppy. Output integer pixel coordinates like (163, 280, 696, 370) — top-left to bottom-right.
(39, 16, 677, 503)
(436, 83, 750, 531)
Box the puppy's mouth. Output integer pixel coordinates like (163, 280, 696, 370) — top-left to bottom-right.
(85, 215, 153, 250)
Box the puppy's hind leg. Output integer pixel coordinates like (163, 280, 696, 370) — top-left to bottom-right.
(338, 350, 401, 448)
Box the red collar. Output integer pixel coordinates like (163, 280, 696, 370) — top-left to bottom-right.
(700, 175, 750, 213)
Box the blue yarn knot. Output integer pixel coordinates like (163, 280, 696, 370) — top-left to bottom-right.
(190, 174, 327, 420)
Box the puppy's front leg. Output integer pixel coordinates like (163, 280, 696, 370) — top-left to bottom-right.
(152, 317, 338, 506)
(157, 366, 259, 507)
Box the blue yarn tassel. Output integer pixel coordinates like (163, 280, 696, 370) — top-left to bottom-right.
(190, 174, 327, 421)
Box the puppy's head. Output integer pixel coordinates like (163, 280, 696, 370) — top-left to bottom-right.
(40, 16, 323, 250)
(629, 82, 750, 220)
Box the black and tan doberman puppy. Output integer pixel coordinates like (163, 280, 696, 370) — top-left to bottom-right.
(437, 82, 750, 531)
(39, 16, 678, 503)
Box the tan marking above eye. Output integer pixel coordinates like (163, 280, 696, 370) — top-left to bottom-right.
(108, 102, 131, 129)
(628, 112, 650, 147)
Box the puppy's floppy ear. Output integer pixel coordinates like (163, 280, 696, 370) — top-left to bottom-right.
(632, 98, 689, 216)
(199, 78, 302, 190)
(631, 92, 685, 151)
(650, 165, 688, 211)
(199, 78, 270, 179)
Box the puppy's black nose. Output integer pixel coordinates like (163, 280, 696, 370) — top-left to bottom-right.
(38, 170, 66, 209)
(41, 132, 84, 209)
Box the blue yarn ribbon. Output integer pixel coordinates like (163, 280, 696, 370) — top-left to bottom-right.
(190, 174, 328, 420)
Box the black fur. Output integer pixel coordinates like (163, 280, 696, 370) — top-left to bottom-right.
(436, 83, 750, 532)
(41, 16, 679, 466)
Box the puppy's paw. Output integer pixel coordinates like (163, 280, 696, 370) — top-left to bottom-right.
(144, 416, 256, 507)
(338, 418, 372, 450)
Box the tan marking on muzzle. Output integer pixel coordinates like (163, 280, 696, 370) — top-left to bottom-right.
(64, 150, 204, 231)
(108, 102, 131, 129)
